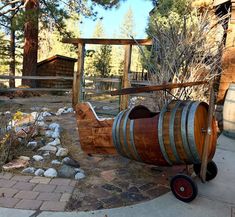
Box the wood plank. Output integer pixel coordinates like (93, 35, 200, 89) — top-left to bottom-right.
(120, 45, 132, 110)
(62, 38, 152, 46)
(200, 82, 215, 183)
(72, 43, 85, 107)
(111, 81, 208, 96)
(0, 88, 71, 92)
(0, 75, 73, 80)
(86, 77, 121, 83)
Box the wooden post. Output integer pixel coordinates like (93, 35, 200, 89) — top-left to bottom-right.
(72, 43, 85, 108)
(200, 81, 215, 183)
(120, 45, 132, 110)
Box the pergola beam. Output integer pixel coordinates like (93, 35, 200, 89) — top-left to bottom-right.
(62, 38, 152, 46)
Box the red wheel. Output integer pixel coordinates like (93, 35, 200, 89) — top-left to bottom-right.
(170, 174, 198, 203)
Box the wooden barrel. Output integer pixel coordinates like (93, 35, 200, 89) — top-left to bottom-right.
(112, 106, 167, 165)
(158, 101, 217, 165)
(223, 83, 235, 138)
(112, 101, 217, 166)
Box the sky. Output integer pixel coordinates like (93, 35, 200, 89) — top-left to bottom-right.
(80, 0, 154, 38)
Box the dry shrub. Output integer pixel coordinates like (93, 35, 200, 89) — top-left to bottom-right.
(135, 9, 228, 111)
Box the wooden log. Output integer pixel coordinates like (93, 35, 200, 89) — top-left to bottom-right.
(111, 81, 208, 96)
(75, 102, 117, 155)
(62, 38, 152, 46)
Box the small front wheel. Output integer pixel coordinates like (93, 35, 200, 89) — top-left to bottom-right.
(170, 174, 198, 203)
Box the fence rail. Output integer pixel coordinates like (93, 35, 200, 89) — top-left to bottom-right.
(0, 75, 73, 80)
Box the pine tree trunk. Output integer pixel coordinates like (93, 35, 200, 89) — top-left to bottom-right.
(22, 0, 39, 87)
(9, 5, 16, 88)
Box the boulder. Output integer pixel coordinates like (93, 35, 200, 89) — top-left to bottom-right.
(62, 157, 80, 168)
(32, 155, 44, 162)
(22, 167, 36, 174)
(56, 148, 68, 157)
(51, 160, 62, 165)
(47, 138, 61, 146)
(38, 145, 57, 154)
(44, 168, 57, 178)
(34, 168, 45, 176)
(75, 172, 85, 180)
(58, 164, 76, 178)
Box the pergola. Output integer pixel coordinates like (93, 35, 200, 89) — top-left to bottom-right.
(62, 38, 152, 109)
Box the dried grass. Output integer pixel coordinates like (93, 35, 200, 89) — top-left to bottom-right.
(134, 9, 229, 111)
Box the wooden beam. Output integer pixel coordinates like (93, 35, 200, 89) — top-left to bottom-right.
(72, 43, 85, 107)
(0, 75, 73, 80)
(111, 81, 208, 96)
(200, 81, 215, 183)
(120, 45, 132, 110)
(62, 38, 152, 46)
(0, 88, 71, 92)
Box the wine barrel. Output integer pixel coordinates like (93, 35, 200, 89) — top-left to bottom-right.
(223, 83, 235, 138)
(112, 101, 217, 166)
(158, 101, 217, 165)
(112, 106, 167, 165)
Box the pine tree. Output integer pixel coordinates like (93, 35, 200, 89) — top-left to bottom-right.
(0, 0, 126, 86)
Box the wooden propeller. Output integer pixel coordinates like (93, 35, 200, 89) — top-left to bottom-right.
(110, 81, 208, 96)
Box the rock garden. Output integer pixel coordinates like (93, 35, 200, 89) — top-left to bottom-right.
(0, 96, 183, 211)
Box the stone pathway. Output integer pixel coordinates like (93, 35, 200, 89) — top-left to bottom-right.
(0, 172, 77, 211)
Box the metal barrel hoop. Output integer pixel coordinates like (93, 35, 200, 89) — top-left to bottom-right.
(129, 119, 143, 162)
(158, 102, 172, 166)
(169, 101, 183, 164)
(181, 101, 197, 164)
(112, 111, 122, 151)
(122, 109, 133, 159)
(113, 110, 127, 157)
(187, 101, 201, 163)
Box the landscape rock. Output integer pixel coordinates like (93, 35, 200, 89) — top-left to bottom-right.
(31, 112, 44, 121)
(42, 111, 52, 117)
(18, 156, 30, 161)
(56, 147, 68, 157)
(58, 164, 77, 178)
(22, 167, 36, 174)
(37, 121, 47, 128)
(38, 145, 57, 154)
(51, 160, 62, 165)
(47, 138, 61, 146)
(44, 168, 57, 178)
(27, 141, 38, 150)
(3, 158, 29, 171)
(52, 129, 60, 138)
(74, 172, 85, 180)
(49, 123, 60, 131)
(32, 155, 44, 161)
(74, 168, 84, 173)
(42, 152, 51, 158)
(66, 108, 74, 113)
(62, 157, 80, 168)
(56, 108, 66, 116)
(45, 130, 54, 138)
(34, 168, 45, 176)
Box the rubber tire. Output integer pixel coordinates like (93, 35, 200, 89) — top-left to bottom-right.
(170, 174, 198, 203)
(193, 161, 218, 181)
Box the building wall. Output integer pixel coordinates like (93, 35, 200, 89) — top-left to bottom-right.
(37, 56, 76, 89)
